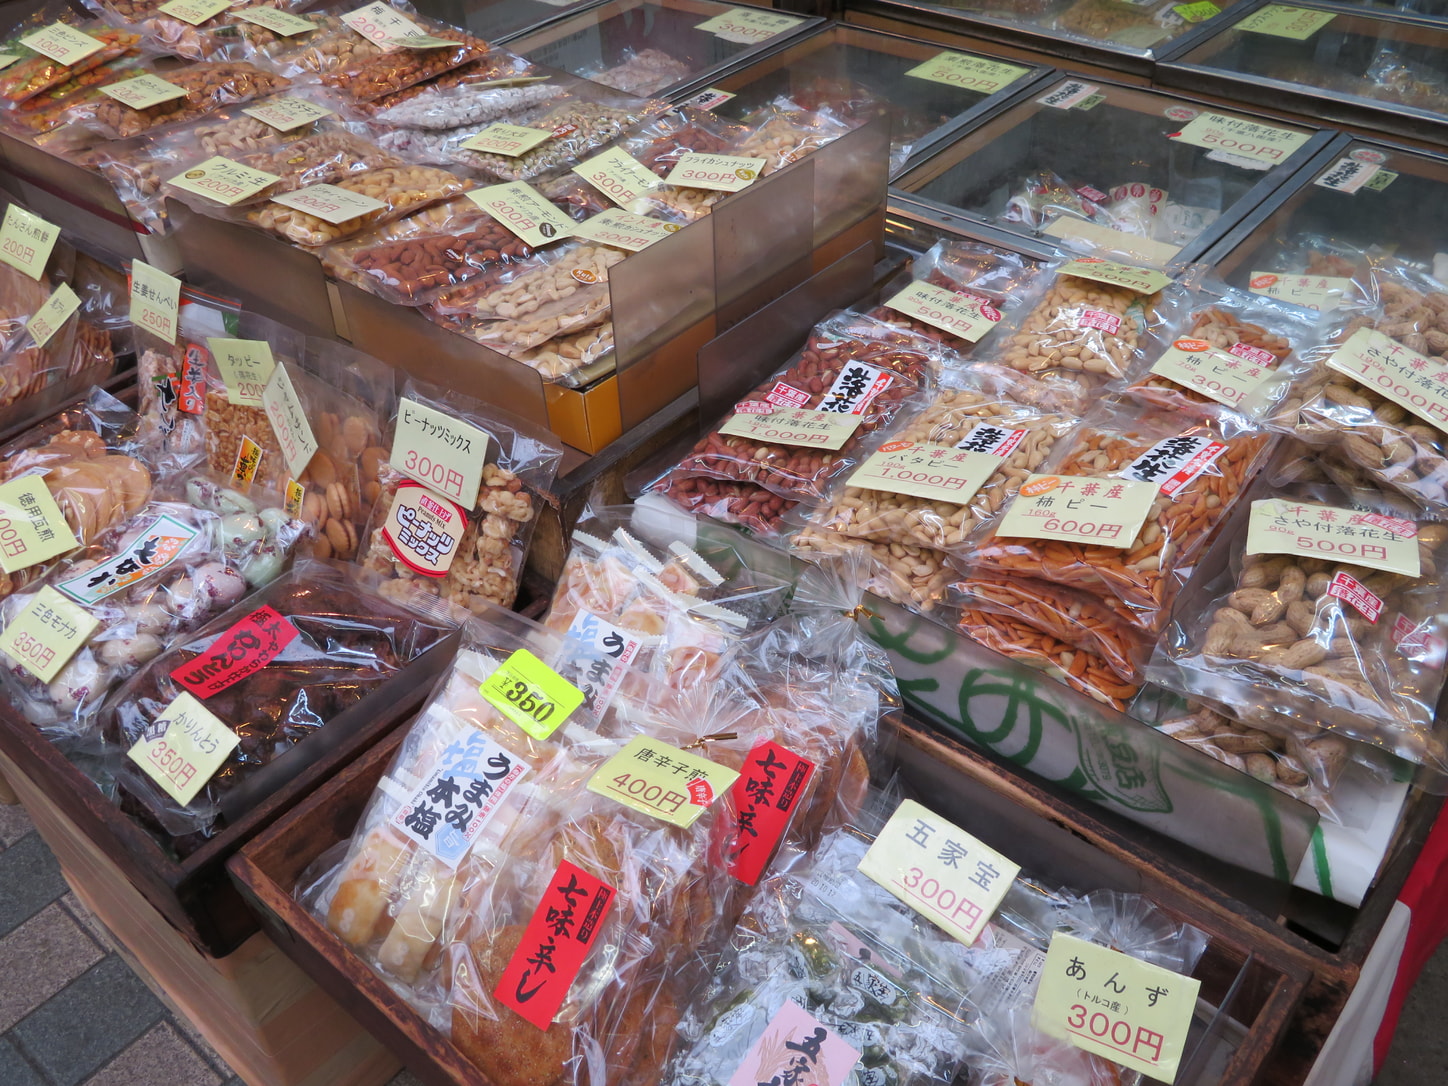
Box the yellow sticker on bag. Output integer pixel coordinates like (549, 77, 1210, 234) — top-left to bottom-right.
(465, 182, 574, 248)
(269, 183, 385, 224)
(0, 477, 79, 573)
(127, 692, 239, 806)
(168, 156, 281, 206)
(664, 152, 766, 192)
(1247, 270, 1354, 313)
(857, 799, 1019, 946)
(0, 205, 60, 281)
(1168, 111, 1309, 168)
(1058, 257, 1172, 295)
(479, 649, 584, 740)
(571, 147, 663, 207)
(569, 208, 678, 251)
(586, 734, 740, 828)
(718, 407, 862, 450)
(242, 95, 333, 132)
(1147, 338, 1280, 412)
(0, 586, 99, 682)
(1043, 217, 1182, 266)
(996, 474, 1157, 548)
(1246, 498, 1421, 577)
(208, 337, 275, 406)
(461, 122, 554, 157)
(26, 283, 80, 348)
(232, 7, 318, 36)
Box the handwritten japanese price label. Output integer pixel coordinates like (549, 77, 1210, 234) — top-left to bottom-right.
(1364, 169, 1397, 192)
(25, 284, 80, 348)
(0, 586, 99, 682)
(1173, 1, 1220, 21)
(717, 407, 862, 450)
(713, 740, 815, 885)
(884, 279, 1001, 342)
(562, 609, 646, 719)
(102, 73, 188, 110)
(391, 396, 488, 507)
(127, 692, 238, 806)
(996, 474, 1157, 548)
(461, 122, 554, 157)
(480, 648, 584, 740)
(725, 1000, 860, 1086)
(56, 514, 199, 605)
(1148, 338, 1279, 412)
(233, 7, 318, 35)
(694, 7, 803, 44)
(1034, 932, 1200, 1081)
(1036, 79, 1099, 109)
(1327, 326, 1448, 433)
(858, 799, 1019, 946)
(1246, 498, 1420, 577)
(243, 95, 334, 132)
(569, 208, 678, 251)
(171, 605, 297, 698)
(231, 435, 264, 488)
(0, 205, 60, 281)
(382, 481, 466, 577)
(159, 0, 231, 25)
(904, 51, 1028, 93)
(260, 361, 317, 477)
(20, 23, 104, 66)
(390, 723, 529, 866)
(168, 156, 280, 205)
(466, 181, 574, 248)
(1236, 3, 1335, 39)
(130, 260, 181, 344)
(1058, 258, 1172, 295)
(496, 860, 615, 1029)
(1168, 111, 1308, 168)
(571, 146, 662, 207)
(207, 337, 275, 405)
(0, 477, 78, 573)
(846, 442, 1000, 504)
(665, 152, 766, 192)
(1120, 434, 1227, 496)
(270, 183, 385, 224)
(341, 2, 426, 49)
(1247, 270, 1353, 313)
(588, 734, 739, 829)
(1043, 217, 1181, 266)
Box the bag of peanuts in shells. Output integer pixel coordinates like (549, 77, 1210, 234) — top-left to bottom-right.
(1121, 274, 1328, 425)
(1149, 480, 1448, 773)
(1287, 259, 1448, 511)
(319, 25, 491, 104)
(104, 558, 458, 847)
(357, 379, 562, 614)
(0, 478, 310, 737)
(669, 311, 943, 507)
(968, 403, 1277, 638)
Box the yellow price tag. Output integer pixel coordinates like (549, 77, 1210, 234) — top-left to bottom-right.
(391, 396, 488, 507)
(20, 23, 104, 66)
(101, 73, 188, 110)
(0, 477, 79, 573)
(0, 205, 60, 281)
(1059, 257, 1172, 295)
(586, 734, 740, 828)
(26, 283, 80, 348)
(126, 692, 239, 806)
(130, 259, 182, 344)
(479, 649, 584, 740)
(158, 0, 231, 25)
(0, 586, 99, 682)
(996, 474, 1158, 549)
(207, 337, 275, 406)
(232, 7, 318, 35)
(1235, 3, 1335, 39)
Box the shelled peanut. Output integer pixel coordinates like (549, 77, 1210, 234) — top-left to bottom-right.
(247, 165, 468, 246)
(1000, 273, 1155, 387)
(794, 525, 952, 611)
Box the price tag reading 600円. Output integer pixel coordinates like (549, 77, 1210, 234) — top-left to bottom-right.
(480, 648, 585, 740)
(995, 474, 1157, 549)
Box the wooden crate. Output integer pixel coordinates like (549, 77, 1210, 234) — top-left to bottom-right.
(0, 744, 399, 1086)
(0, 634, 457, 957)
(229, 714, 1310, 1086)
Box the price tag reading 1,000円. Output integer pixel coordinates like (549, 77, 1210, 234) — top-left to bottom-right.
(857, 798, 1020, 946)
(1033, 933, 1200, 1082)
(480, 648, 585, 741)
(126, 692, 240, 806)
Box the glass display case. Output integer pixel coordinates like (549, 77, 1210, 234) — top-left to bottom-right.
(1206, 138, 1448, 303)
(1157, 3, 1448, 144)
(411, 0, 607, 44)
(507, 0, 820, 97)
(842, 0, 1251, 74)
(892, 76, 1333, 264)
(688, 24, 1050, 176)
(1315, 0, 1448, 18)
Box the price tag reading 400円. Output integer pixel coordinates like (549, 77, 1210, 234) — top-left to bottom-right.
(1034, 933, 1200, 1082)
(586, 734, 740, 829)
(857, 799, 1020, 946)
(480, 648, 585, 741)
(995, 474, 1157, 549)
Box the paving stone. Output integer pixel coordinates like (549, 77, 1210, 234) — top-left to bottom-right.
(0, 902, 105, 1030)
(84, 1022, 222, 1086)
(0, 1036, 46, 1086)
(167, 1010, 232, 1078)
(388, 1071, 427, 1086)
(59, 893, 113, 953)
(11, 955, 165, 1086)
(0, 801, 32, 849)
(0, 832, 67, 938)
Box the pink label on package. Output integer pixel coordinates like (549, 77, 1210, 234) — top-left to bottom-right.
(1327, 571, 1384, 623)
(734, 400, 775, 415)
(766, 381, 811, 409)
(1075, 184, 1109, 203)
(727, 1000, 861, 1086)
(1352, 512, 1417, 539)
(1229, 341, 1277, 366)
(1077, 307, 1122, 334)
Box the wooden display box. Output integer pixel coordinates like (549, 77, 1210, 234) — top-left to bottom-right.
(228, 714, 1309, 1086)
(0, 635, 458, 958)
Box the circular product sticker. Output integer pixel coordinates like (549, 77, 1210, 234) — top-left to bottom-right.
(1250, 273, 1280, 289)
(571, 268, 599, 284)
(381, 480, 467, 578)
(981, 303, 1003, 322)
(1164, 106, 1199, 122)
(1174, 338, 1212, 352)
(1350, 147, 1388, 164)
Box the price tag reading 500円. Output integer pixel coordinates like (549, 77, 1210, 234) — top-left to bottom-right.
(1246, 498, 1420, 577)
(480, 648, 585, 740)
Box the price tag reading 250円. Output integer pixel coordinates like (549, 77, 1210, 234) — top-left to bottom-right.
(480, 648, 585, 740)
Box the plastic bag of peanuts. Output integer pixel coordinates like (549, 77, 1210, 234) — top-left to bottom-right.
(1288, 259, 1448, 511)
(1149, 481, 1448, 773)
(245, 9, 383, 76)
(107, 0, 317, 62)
(240, 163, 470, 247)
(361, 53, 560, 127)
(357, 378, 563, 614)
(969, 403, 1277, 636)
(319, 26, 491, 104)
(649, 471, 800, 537)
(57, 60, 289, 140)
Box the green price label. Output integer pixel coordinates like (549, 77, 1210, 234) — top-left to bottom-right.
(479, 649, 583, 740)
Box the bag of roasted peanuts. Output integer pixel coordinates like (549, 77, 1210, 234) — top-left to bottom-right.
(357, 378, 563, 614)
(1288, 259, 1448, 510)
(649, 471, 800, 537)
(968, 402, 1277, 636)
(91, 0, 317, 62)
(319, 25, 490, 104)
(1149, 479, 1448, 773)
(730, 99, 856, 175)
(670, 311, 942, 506)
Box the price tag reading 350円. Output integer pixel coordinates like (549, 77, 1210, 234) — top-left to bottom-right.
(0, 586, 99, 682)
(995, 474, 1157, 548)
(1246, 498, 1420, 577)
(858, 799, 1019, 946)
(1034, 933, 1200, 1081)
(480, 648, 585, 740)
(126, 692, 239, 806)
(587, 734, 739, 829)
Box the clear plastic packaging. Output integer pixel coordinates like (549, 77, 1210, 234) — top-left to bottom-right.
(652, 471, 799, 537)
(243, 163, 469, 246)
(0, 23, 139, 103)
(363, 56, 561, 127)
(319, 28, 490, 104)
(584, 47, 690, 97)
(58, 59, 289, 138)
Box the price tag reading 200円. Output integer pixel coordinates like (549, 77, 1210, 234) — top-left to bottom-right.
(480, 648, 585, 741)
